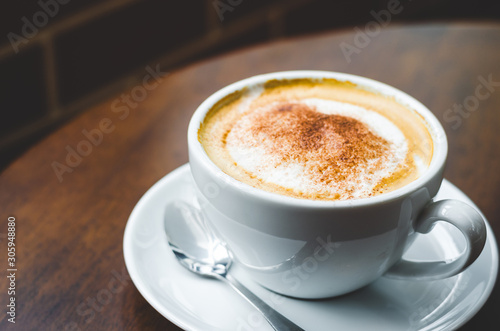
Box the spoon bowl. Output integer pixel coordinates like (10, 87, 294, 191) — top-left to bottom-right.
(164, 201, 231, 278)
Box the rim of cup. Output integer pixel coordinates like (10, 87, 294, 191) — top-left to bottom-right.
(188, 70, 447, 208)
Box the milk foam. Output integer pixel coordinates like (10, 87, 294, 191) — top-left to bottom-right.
(237, 85, 264, 113)
(226, 98, 410, 200)
(200, 79, 433, 200)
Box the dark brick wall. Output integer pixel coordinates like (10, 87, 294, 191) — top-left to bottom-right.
(1, 0, 499, 170)
(55, 0, 206, 105)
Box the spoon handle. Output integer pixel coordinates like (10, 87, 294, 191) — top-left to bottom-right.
(224, 274, 305, 331)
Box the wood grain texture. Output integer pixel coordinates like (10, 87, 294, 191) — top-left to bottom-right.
(1, 22, 499, 330)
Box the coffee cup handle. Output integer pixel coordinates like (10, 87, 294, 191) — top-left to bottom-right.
(385, 199, 487, 280)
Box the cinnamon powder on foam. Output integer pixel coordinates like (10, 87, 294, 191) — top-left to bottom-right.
(257, 103, 388, 183)
(199, 81, 431, 201)
(226, 102, 396, 200)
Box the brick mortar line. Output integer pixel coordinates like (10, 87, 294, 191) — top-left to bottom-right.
(41, 36, 60, 118)
(204, 0, 221, 33)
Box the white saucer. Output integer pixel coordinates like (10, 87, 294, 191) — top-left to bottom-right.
(123, 164, 498, 331)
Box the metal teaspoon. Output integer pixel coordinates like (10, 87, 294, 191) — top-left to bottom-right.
(164, 200, 304, 331)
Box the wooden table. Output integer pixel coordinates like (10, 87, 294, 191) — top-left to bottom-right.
(1, 22, 499, 330)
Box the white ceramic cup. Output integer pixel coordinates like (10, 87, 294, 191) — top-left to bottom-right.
(187, 71, 487, 299)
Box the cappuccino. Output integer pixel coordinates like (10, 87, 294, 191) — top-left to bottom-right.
(199, 79, 433, 200)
